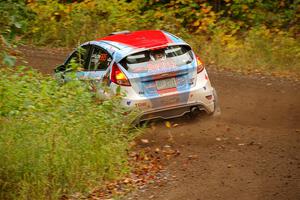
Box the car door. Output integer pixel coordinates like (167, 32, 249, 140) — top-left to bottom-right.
(54, 44, 91, 82)
(76, 45, 113, 96)
(76, 45, 113, 82)
(65, 44, 91, 71)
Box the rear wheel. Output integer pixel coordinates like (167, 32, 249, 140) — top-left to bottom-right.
(189, 106, 201, 119)
(212, 88, 221, 117)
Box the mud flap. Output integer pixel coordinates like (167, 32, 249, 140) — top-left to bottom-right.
(212, 88, 221, 117)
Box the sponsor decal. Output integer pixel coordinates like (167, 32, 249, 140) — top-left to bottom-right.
(131, 59, 176, 74)
(135, 102, 150, 109)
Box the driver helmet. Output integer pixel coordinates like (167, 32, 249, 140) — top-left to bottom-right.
(150, 49, 166, 61)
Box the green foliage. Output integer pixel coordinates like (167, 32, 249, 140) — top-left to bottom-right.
(26, 0, 144, 46)
(0, 0, 32, 40)
(0, 67, 140, 199)
(0, 0, 33, 67)
(188, 26, 300, 77)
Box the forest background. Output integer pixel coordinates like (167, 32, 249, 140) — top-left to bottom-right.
(1, 0, 300, 78)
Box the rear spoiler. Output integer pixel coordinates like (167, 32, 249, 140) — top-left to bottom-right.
(114, 43, 191, 63)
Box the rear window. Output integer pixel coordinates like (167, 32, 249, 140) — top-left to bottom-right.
(120, 45, 193, 73)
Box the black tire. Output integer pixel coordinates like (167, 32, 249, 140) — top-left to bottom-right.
(212, 88, 221, 117)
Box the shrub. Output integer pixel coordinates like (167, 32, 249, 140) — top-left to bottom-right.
(188, 27, 300, 79)
(0, 67, 140, 199)
(26, 0, 143, 46)
(0, 0, 33, 67)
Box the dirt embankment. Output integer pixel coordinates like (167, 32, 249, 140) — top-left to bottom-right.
(19, 46, 300, 200)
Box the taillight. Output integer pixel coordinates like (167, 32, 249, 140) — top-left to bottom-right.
(111, 63, 131, 86)
(196, 56, 205, 73)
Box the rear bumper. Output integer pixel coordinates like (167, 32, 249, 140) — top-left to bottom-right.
(121, 82, 216, 121)
(137, 101, 214, 121)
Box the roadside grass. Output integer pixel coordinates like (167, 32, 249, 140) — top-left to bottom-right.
(0, 67, 141, 199)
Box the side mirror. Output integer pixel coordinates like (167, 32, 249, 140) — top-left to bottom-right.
(54, 64, 66, 73)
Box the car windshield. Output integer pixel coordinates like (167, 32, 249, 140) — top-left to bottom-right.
(121, 45, 193, 73)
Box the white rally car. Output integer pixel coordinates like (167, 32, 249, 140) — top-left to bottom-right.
(55, 30, 220, 121)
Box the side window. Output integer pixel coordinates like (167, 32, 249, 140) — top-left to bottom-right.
(88, 47, 112, 71)
(66, 45, 90, 69)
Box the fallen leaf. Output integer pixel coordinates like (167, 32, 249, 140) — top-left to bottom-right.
(154, 148, 160, 153)
(163, 149, 176, 155)
(173, 123, 179, 127)
(165, 121, 171, 128)
(188, 155, 198, 160)
(141, 139, 149, 144)
(167, 131, 174, 142)
(129, 141, 137, 147)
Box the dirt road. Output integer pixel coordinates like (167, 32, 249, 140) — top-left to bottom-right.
(19, 46, 300, 200)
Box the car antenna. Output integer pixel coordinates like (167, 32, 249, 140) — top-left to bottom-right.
(109, 30, 130, 35)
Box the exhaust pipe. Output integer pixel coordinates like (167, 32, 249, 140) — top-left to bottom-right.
(190, 106, 200, 118)
(191, 106, 199, 113)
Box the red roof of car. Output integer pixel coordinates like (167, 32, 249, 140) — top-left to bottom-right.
(98, 30, 173, 49)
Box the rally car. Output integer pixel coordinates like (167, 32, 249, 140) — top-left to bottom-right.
(55, 30, 220, 121)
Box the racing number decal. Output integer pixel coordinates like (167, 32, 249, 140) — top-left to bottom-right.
(99, 53, 108, 62)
